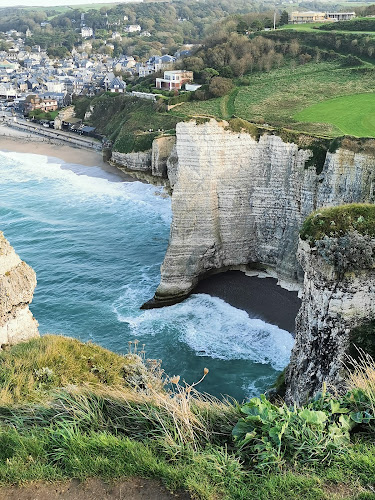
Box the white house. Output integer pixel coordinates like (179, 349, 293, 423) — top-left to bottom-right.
(81, 27, 93, 38)
(124, 25, 141, 33)
(156, 70, 193, 90)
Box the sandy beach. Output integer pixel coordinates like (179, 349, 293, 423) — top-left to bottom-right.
(0, 123, 135, 181)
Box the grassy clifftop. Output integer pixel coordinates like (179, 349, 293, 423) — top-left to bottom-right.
(0, 335, 156, 404)
(300, 204, 375, 244)
(1, 335, 375, 499)
(171, 62, 375, 138)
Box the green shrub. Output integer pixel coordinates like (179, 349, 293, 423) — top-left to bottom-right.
(233, 390, 374, 470)
(168, 92, 193, 106)
(300, 204, 375, 243)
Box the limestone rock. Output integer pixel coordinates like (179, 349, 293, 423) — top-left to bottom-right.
(151, 119, 375, 305)
(285, 236, 375, 405)
(151, 135, 176, 178)
(0, 232, 39, 346)
(111, 150, 152, 173)
(166, 143, 179, 189)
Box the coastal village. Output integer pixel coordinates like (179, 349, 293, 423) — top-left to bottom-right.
(0, 6, 357, 138)
(0, 14, 197, 138)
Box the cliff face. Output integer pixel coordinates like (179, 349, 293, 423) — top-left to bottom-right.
(0, 232, 39, 346)
(286, 235, 375, 404)
(151, 120, 375, 306)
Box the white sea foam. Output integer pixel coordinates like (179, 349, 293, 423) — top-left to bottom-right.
(0, 151, 172, 224)
(114, 292, 294, 370)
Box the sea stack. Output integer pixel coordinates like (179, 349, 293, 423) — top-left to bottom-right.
(144, 119, 375, 308)
(0, 232, 39, 346)
(285, 205, 375, 404)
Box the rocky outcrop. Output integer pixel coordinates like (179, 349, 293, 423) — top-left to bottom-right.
(0, 232, 39, 346)
(147, 119, 375, 307)
(111, 136, 176, 181)
(285, 233, 375, 404)
(111, 150, 152, 173)
(152, 136, 176, 178)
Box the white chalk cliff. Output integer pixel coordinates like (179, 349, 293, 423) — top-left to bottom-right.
(145, 120, 375, 306)
(286, 234, 375, 404)
(0, 232, 39, 346)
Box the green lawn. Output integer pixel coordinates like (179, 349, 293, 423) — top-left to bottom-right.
(294, 93, 375, 137)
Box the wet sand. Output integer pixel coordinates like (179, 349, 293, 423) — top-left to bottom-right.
(194, 271, 301, 333)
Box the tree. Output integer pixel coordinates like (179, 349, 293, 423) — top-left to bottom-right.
(250, 20, 263, 32)
(209, 76, 233, 97)
(280, 11, 289, 26)
(183, 56, 204, 73)
(236, 20, 248, 35)
(201, 67, 219, 83)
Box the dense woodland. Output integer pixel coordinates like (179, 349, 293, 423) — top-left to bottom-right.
(0, 0, 360, 59)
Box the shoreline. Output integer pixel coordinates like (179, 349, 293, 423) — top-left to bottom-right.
(194, 271, 301, 334)
(0, 125, 300, 334)
(0, 125, 138, 182)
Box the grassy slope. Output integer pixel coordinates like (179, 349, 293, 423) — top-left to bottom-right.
(0, 335, 375, 499)
(279, 22, 375, 36)
(172, 62, 375, 137)
(79, 94, 180, 153)
(0, 335, 153, 404)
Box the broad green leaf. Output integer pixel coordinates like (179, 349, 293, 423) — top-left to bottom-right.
(232, 419, 250, 439)
(299, 408, 328, 426)
(330, 400, 349, 414)
(350, 411, 364, 423)
(339, 414, 355, 432)
(241, 430, 257, 446)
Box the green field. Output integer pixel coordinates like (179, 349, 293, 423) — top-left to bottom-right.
(279, 23, 375, 35)
(172, 62, 375, 137)
(295, 93, 375, 137)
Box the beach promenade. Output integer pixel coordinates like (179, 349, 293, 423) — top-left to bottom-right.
(0, 116, 101, 151)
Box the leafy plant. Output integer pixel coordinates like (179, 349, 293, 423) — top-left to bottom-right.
(232, 389, 375, 470)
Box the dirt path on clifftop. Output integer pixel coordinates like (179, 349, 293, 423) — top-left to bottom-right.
(0, 478, 191, 500)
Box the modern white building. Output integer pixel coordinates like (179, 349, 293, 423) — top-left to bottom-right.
(156, 70, 193, 91)
(326, 12, 356, 21)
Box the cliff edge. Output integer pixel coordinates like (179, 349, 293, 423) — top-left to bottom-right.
(146, 119, 375, 307)
(0, 232, 39, 346)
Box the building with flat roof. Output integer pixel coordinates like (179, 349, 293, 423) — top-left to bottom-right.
(326, 12, 356, 21)
(290, 11, 326, 24)
(156, 70, 193, 91)
(290, 10, 356, 24)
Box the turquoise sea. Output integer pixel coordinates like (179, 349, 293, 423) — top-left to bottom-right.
(0, 150, 294, 400)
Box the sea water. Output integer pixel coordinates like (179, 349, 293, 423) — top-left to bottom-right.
(0, 150, 294, 401)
